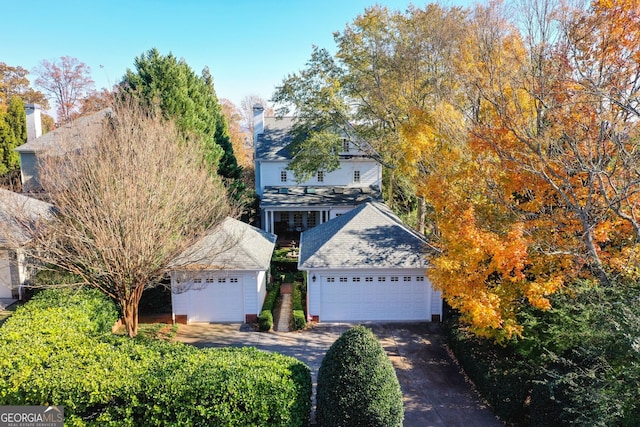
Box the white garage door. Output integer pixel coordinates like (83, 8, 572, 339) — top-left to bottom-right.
(187, 277, 244, 322)
(320, 273, 430, 322)
(0, 250, 13, 299)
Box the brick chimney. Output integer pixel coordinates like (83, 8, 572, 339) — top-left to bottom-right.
(253, 104, 264, 144)
(24, 104, 42, 142)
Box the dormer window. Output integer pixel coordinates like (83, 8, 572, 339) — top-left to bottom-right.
(342, 138, 350, 152)
(317, 170, 324, 182)
(280, 170, 287, 182)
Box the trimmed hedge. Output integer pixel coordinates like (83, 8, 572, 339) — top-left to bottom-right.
(291, 282, 306, 330)
(0, 288, 312, 426)
(316, 325, 404, 427)
(258, 309, 274, 331)
(292, 310, 306, 330)
(259, 284, 280, 331)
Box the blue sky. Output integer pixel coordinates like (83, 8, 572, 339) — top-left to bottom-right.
(3, 0, 474, 112)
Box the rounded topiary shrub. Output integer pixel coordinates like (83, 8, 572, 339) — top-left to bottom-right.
(316, 325, 404, 427)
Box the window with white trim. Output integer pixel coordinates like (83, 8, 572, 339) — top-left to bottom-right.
(280, 170, 287, 182)
(353, 170, 360, 183)
(352, 277, 360, 282)
(365, 277, 373, 282)
(293, 212, 303, 228)
(317, 170, 324, 182)
(205, 278, 215, 283)
(404, 276, 412, 282)
(416, 276, 425, 282)
(327, 277, 335, 282)
(307, 212, 317, 228)
(390, 276, 399, 282)
(339, 277, 348, 282)
(378, 276, 386, 282)
(218, 278, 226, 283)
(193, 278, 202, 284)
(342, 138, 350, 152)
(230, 278, 239, 283)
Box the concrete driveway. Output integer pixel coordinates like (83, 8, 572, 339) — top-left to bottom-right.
(174, 322, 502, 427)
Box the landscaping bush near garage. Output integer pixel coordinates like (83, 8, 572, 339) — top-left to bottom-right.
(0, 288, 312, 426)
(316, 325, 404, 427)
(291, 281, 306, 330)
(259, 282, 281, 331)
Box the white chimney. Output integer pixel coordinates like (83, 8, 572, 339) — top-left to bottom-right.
(253, 104, 264, 144)
(24, 104, 42, 142)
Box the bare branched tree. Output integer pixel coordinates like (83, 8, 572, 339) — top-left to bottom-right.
(34, 56, 94, 123)
(14, 99, 234, 336)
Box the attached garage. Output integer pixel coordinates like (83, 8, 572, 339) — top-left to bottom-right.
(0, 189, 54, 301)
(299, 202, 442, 323)
(170, 217, 276, 324)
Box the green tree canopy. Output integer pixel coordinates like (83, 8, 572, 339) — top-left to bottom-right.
(0, 96, 26, 175)
(121, 49, 242, 184)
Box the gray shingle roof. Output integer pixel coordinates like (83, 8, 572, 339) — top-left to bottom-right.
(0, 189, 54, 247)
(171, 217, 276, 271)
(260, 186, 382, 208)
(15, 109, 111, 153)
(255, 116, 295, 160)
(298, 202, 432, 269)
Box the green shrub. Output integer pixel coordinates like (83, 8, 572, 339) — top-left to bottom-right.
(0, 288, 313, 426)
(292, 310, 306, 330)
(292, 282, 304, 311)
(258, 309, 274, 332)
(316, 325, 403, 427)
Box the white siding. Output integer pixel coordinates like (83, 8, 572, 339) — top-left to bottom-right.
(0, 250, 12, 298)
(170, 274, 189, 316)
(256, 270, 267, 312)
(257, 159, 381, 194)
(431, 287, 443, 317)
(243, 271, 262, 314)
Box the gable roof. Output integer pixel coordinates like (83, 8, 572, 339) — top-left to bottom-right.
(171, 217, 276, 271)
(255, 116, 296, 161)
(15, 108, 111, 154)
(298, 202, 432, 270)
(0, 189, 54, 247)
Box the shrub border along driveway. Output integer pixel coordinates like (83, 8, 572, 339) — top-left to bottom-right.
(174, 321, 503, 427)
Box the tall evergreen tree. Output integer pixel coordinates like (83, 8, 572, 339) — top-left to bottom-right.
(120, 49, 241, 183)
(0, 96, 26, 174)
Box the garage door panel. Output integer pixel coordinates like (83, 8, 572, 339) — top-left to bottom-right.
(188, 278, 244, 322)
(320, 274, 430, 322)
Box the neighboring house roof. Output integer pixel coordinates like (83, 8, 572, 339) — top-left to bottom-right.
(260, 185, 382, 209)
(298, 202, 433, 270)
(255, 116, 296, 161)
(0, 189, 54, 247)
(15, 109, 111, 154)
(171, 217, 277, 271)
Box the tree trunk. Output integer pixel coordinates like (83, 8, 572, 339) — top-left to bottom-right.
(120, 286, 145, 338)
(387, 169, 395, 209)
(417, 196, 426, 234)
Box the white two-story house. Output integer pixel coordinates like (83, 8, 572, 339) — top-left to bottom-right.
(253, 105, 383, 236)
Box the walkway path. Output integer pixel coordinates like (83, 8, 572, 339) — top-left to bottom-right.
(273, 283, 292, 332)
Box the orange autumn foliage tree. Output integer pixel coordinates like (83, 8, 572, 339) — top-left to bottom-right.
(402, 0, 640, 341)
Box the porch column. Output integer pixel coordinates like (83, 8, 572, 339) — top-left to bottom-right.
(268, 210, 274, 234)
